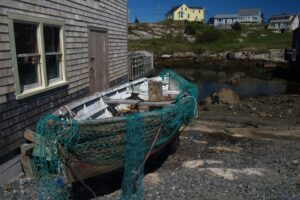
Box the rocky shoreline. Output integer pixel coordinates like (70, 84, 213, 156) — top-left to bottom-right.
(161, 48, 287, 64)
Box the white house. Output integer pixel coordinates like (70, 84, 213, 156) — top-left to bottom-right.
(239, 9, 262, 24)
(214, 14, 239, 28)
(268, 14, 299, 31)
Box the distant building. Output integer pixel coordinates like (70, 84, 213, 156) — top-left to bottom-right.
(213, 14, 239, 29)
(268, 14, 299, 32)
(238, 9, 262, 24)
(213, 8, 262, 28)
(165, 4, 205, 22)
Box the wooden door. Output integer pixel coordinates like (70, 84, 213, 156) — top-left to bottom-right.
(88, 28, 108, 93)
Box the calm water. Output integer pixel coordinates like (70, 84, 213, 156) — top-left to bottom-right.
(155, 59, 300, 100)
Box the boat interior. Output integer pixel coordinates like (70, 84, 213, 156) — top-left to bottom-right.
(54, 76, 181, 121)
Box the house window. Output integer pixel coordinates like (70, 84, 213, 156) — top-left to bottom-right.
(14, 22, 40, 91)
(188, 14, 190, 19)
(44, 25, 63, 83)
(8, 13, 67, 99)
(178, 12, 184, 18)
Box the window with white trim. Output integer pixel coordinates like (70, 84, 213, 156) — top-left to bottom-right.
(8, 13, 67, 99)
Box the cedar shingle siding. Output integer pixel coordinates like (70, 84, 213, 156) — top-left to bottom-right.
(0, 0, 128, 160)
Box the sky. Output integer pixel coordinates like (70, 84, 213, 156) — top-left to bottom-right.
(128, 0, 300, 23)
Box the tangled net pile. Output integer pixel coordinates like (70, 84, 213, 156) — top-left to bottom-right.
(33, 70, 198, 200)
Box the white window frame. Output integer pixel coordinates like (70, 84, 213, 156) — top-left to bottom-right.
(8, 12, 68, 100)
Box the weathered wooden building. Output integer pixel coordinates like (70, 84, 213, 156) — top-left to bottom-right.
(0, 0, 128, 184)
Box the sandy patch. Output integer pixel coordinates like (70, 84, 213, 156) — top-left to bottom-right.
(199, 168, 265, 180)
(209, 146, 243, 153)
(143, 172, 162, 186)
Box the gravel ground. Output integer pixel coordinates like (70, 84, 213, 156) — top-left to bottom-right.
(200, 94, 300, 126)
(99, 121, 300, 200)
(1, 95, 300, 200)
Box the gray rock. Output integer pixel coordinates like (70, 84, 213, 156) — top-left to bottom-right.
(128, 34, 140, 40)
(252, 54, 267, 60)
(131, 30, 153, 40)
(173, 52, 197, 58)
(161, 54, 172, 59)
(184, 34, 196, 43)
(203, 96, 213, 105)
(212, 88, 240, 105)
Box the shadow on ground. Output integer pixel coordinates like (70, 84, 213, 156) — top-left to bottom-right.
(72, 139, 178, 200)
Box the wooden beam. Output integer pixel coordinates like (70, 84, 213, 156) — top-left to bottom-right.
(24, 130, 34, 143)
(103, 98, 174, 107)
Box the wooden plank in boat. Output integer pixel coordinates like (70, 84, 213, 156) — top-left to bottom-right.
(67, 78, 148, 110)
(78, 104, 108, 120)
(103, 98, 173, 107)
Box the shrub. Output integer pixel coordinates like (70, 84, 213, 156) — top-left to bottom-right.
(134, 16, 140, 24)
(232, 22, 242, 31)
(174, 33, 186, 43)
(128, 26, 133, 34)
(185, 21, 202, 35)
(196, 30, 221, 44)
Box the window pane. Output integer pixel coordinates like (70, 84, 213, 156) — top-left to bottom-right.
(14, 22, 38, 54)
(44, 26, 61, 53)
(46, 54, 61, 81)
(17, 56, 40, 91)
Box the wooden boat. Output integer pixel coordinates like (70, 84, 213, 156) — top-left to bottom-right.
(33, 71, 197, 183)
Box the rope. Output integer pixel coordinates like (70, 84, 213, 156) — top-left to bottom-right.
(66, 160, 97, 198)
(186, 95, 198, 119)
(133, 124, 163, 176)
(64, 105, 77, 118)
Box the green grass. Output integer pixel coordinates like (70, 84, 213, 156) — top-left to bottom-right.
(128, 22, 293, 55)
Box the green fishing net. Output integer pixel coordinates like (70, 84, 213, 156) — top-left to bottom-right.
(33, 70, 198, 200)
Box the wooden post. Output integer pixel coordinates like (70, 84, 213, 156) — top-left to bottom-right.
(148, 80, 163, 102)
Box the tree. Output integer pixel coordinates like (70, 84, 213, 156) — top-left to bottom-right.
(134, 16, 140, 24)
(232, 22, 242, 31)
(261, 13, 265, 23)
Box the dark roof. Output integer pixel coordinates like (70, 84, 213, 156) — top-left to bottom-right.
(214, 14, 239, 19)
(165, 5, 181, 16)
(190, 6, 204, 10)
(165, 4, 203, 16)
(269, 14, 298, 22)
(239, 9, 261, 16)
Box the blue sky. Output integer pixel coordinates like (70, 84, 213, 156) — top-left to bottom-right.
(128, 0, 300, 23)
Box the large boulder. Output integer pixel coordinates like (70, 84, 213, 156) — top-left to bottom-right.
(128, 34, 140, 40)
(252, 53, 269, 60)
(226, 52, 248, 60)
(131, 30, 153, 40)
(213, 88, 240, 104)
(268, 49, 285, 63)
(173, 52, 197, 58)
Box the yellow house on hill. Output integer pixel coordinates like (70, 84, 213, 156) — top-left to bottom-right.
(165, 4, 205, 22)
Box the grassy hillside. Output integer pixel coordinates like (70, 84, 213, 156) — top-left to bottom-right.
(128, 21, 293, 55)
